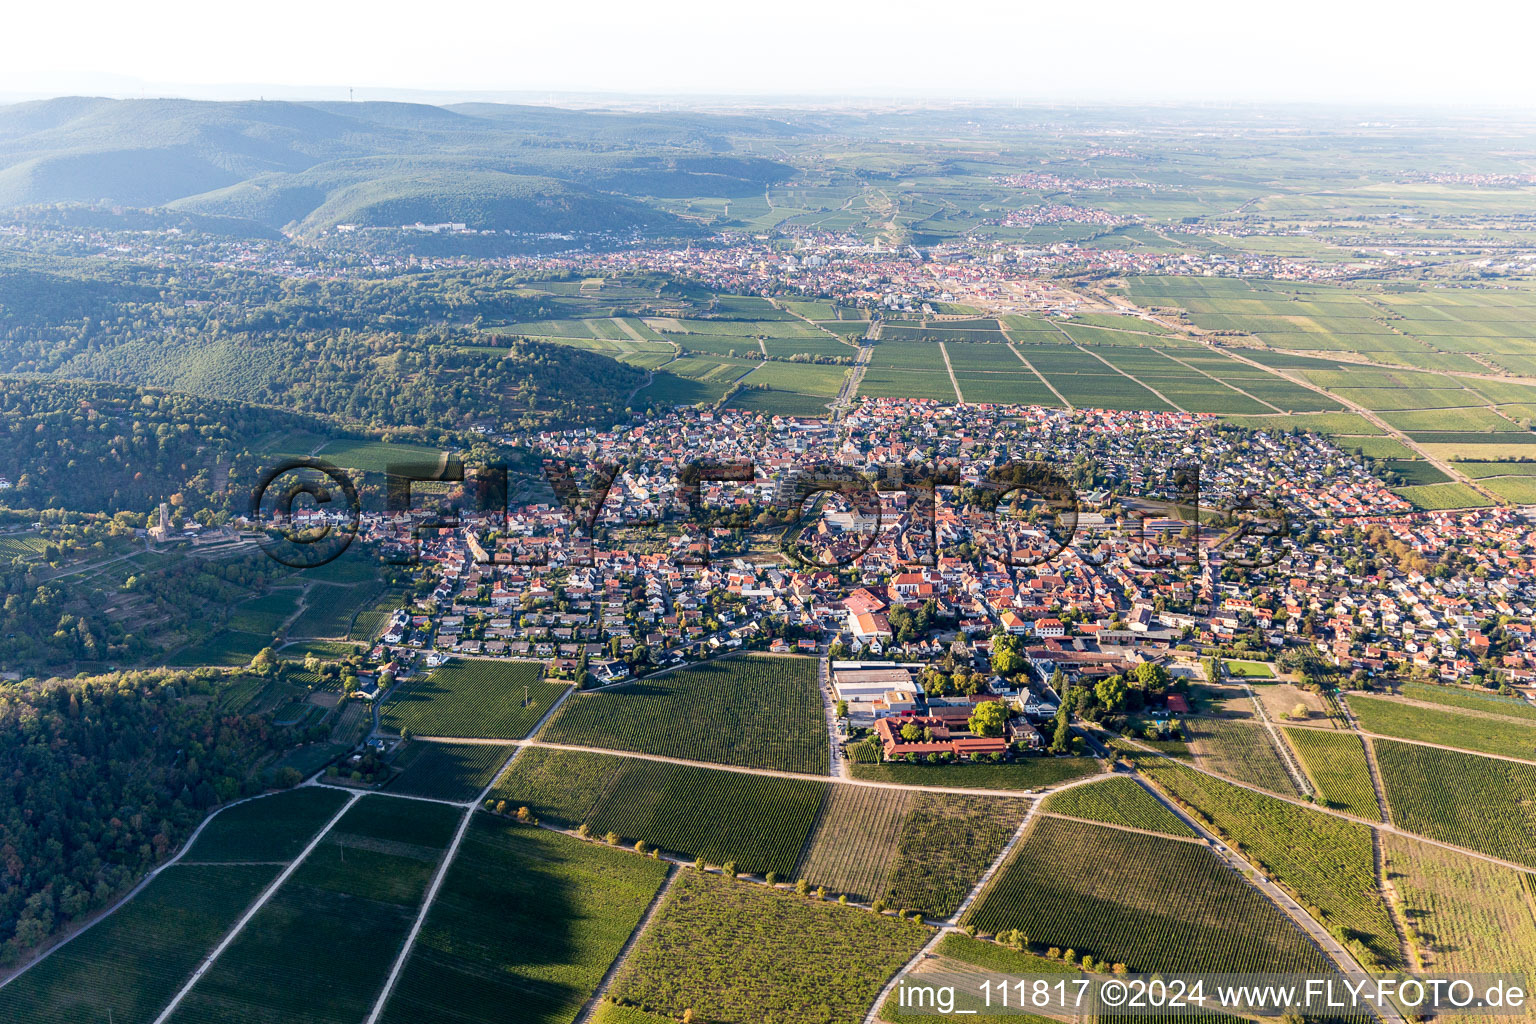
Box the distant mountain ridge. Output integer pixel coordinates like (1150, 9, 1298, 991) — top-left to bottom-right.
(0, 97, 795, 238)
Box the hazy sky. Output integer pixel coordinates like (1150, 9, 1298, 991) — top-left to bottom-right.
(6, 0, 1535, 105)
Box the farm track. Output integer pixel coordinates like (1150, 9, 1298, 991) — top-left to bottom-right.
(1073, 342, 1188, 413)
(1131, 777, 1404, 1024)
(938, 341, 964, 403)
(571, 866, 680, 1024)
(361, 690, 575, 1022)
(834, 341, 874, 417)
(819, 656, 849, 779)
(1244, 683, 1312, 797)
(1007, 341, 1073, 408)
(1371, 827, 1419, 970)
(1115, 733, 1536, 876)
(363, 802, 475, 1024)
(1196, 340, 1501, 503)
(149, 792, 364, 1024)
(514, 739, 1105, 800)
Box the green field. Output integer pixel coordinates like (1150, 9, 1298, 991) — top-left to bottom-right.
(166, 795, 462, 1024)
(1185, 718, 1299, 796)
(1375, 740, 1536, 869)
(494, 747, 826, 878)
(790, 785, 912, 907)
(1393, 482, 1492, 509)
(1349, 695, 1536, 760)
(182, 787, 351, 862)
(382, 659, 568, 739)
(1136, 757, 1401, 969)
(388, 740, 515, 802)
(631, 368, 732, 408)
(0, 864, 280, 1024)
(489, 747, 625, 825)
(583, 760, 824, 878)
(608, 869, 930, 1024)
(378, 818, 671, 1024)
(540, 654, 827, 774)
(1282, 728, 1379, 818)
(965, 816, 1332, 974)
(793, 786, 1031, 916)
(288, 581, 385, 639)
(848, 757, 1099, 790)
(226, 588, 301, 635)
(173, 627, 272, 668)
(1382, 831, 1536, 995)
(1480, 474, 1536, 503)
(312, 437, 447, 475)
(1222, 659, 1275, 678)
(1041, 776, 1196, 837)
(724, 387, 834, 417)
(1398, 682, 1536, 721)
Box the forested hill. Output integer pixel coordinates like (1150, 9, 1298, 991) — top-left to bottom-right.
(0, 98, 793, 239)
(0, 378, 332, 514)
(0, 668, 300, 964)
(0, 257, 647, 438)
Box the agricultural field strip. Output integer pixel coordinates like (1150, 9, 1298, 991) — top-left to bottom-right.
(1119, 732, 1536, 877)
(149, 791, 364, 1024)
(938, 342, 964, 402)
(1070, 343, 1188, 413)
(1037, 810, 1208, 844)
(1242, 683, 1313, 797)
(1181, 339, 1496, 497)
(0, 787, 334, 992)
(1351, 726, 1536, 767)
(860, 798, 1043, 1024)
(362, 802, 474, 1024)
(1130, 776, 1403, 1023)
(518, 737, 1106, 799)
(1385, 692, 1536, 724)
(570, 867, 681, 1024)
(1334, 699, 1412, 825)
(1152, 348, 1285, 413)
(1006, 343, 1073, 408)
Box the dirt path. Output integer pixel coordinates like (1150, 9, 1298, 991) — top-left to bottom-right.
(939, 341, 965, 403)
(363, 803, 475, 1024)
(820, 655, 849, 779)
(1114, 732, 1536, 875)
(150, 792, 364, 1024)
(513, 739, 1102, 799)
(1245, 683, 1312, 797)
(1075, 343, 1188, 413)
(1154, 348, 1285, 413)
(1008, 343, 1072, 408)
(571, 866, 680, 1024)
(1134, 777, 1405, 1024)
(1372, 827, 1419, 969)
(833, 344, 873, 418)
(1205, 343, 1501, 503)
